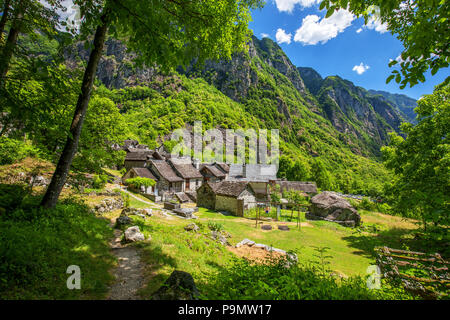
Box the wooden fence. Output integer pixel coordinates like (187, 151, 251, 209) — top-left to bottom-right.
(375, 246, 449, 299)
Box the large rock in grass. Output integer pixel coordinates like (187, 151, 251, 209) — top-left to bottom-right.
(152, 270, 199, 300)
(306, 191, 361, 227)
(124, 226, 145, 242)
(115, 215, 133, 229)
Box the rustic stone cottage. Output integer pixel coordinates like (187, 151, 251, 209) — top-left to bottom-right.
(168, 158, 203, 191)
(122, 167, 158, 194)
(123, 151, 154, 170)
(275, 181, 318, 196)
(200, 164, 227, 182)
(197, 180, 256, 216)
(196, 181, 220, 210)
(147, 159, 184, 195)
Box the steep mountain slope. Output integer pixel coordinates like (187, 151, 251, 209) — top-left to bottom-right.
(368, 89, 418, 123)
(298, 68, 411, 155)
(297, 67, 323, 96)
(64, 36, 407, 194)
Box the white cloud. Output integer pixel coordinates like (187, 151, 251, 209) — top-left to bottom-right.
(362, 6, 388, 33)
(276, 28, 292, 44)
(293, 9, 355, 45)
(274, 0, 320, 13)
(352, 62, 370, 75)
(356, 27, 363, 33)
(260, 33, 270, 38)
(364, 16, 388, 33)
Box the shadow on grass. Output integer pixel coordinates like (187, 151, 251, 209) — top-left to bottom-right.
(341, 226, 449, 259)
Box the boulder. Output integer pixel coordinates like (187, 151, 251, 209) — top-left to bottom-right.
(31, 175, 48, 186)
(121, 207, 150, 217)
(261, 224, 272, 230)
(278, 225, 290, 231)
(173, 208, 197, 219)
(124, 226, 145, 242)
(210, 231, 228, 246)
(152, 270, 199, 300)
(306, 191, 361, 227)
(115, 215, 133, 229)
(184, 223, 199, 232)
(235, 238, 255, 248)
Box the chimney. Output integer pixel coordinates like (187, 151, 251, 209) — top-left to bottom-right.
(192, 158, 200, 169)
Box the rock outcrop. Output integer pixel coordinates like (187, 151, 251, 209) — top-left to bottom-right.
(306, 191, 361, 227)
(124, 226, 145, 242)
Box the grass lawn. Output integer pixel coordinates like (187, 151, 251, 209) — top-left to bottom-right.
(103, 193, 421, 298)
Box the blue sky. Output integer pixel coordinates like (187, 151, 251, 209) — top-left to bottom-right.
(248, 0, 449, 99)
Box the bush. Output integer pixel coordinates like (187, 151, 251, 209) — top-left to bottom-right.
(92, 174, 109, 189)
(203, 256, 414, 300)
(208, 221, 224, 232)
(0, 137, 40, 165)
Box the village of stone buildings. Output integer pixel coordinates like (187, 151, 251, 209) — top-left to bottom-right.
(118, 139, 361, 227)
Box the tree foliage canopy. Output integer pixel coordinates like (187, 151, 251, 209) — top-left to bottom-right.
(381, 78, 449, 228)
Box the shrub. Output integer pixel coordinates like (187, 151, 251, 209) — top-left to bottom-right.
(92, 174, 109, 189)
(202, 256, 414, 300)
(208, 221, 224, 232)
(0, 137, 40, 165)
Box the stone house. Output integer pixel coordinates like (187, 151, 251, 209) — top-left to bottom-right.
(275, 181, 318, 196)
(200, 163, 229, 182)
(124, 151, 154, 170)
(122, 167, 158, 194)
(147, 160, 184, 196)
(196, 181, 220, 210)
(168, 158, 203, 191)
(197, 181, 256, 216)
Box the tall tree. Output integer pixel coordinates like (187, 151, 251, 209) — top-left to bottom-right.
(381, 78, 449, 230)
(320, 0, 449, 88)
(41, 0, 264, 208)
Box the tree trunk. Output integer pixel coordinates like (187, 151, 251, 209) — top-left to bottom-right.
(0, 0, 11, 42)
(0, 1, 23, 87)
(40, 14, 109, 209)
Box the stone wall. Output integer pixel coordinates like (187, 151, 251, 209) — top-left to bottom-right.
(238, 190, 257, 210)
(215, 195, 238, 215)
(197, 185, 215, 209)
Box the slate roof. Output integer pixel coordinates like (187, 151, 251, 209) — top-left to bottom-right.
(125, 151, 153, 161)
(201, 164, 226, 178)
(131, 168, 158, 181)
(171, 163, 203, 179)
(150, 160, 184, 182)
(169, 159, 203, 179)
(276, 181, 318, 194)
(215, 181, 253, 198)
(214, 163, 230, 174)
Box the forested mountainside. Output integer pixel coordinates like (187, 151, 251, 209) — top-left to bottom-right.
(60, 34, 423, 195)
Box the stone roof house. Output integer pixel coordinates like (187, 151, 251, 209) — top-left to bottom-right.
(148, 159, 184, 196)
(200, 164, 226, 182)
(275, 181, 318, 196)
(168, 158, 203, 191)
(197, 181, 256, 216)
(122, 167, 158, 194)
(124, 151, 154, 170)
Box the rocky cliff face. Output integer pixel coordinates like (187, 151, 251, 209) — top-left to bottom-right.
(315, 76, 406, 155)
(71, 36, 415, 158)
(179, 36, 307, 102)
(368, 89, 417, 123)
